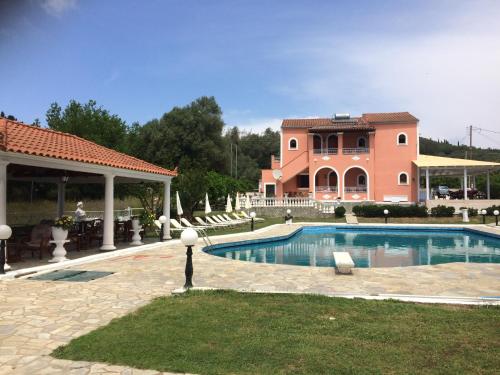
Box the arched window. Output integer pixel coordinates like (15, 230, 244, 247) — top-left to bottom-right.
(357, 174, 367, 186)
(357, 136, 367, 148)
(398, 172, 409, 185)
(397, 133, 408, 145)
(288, 138, 298, 150)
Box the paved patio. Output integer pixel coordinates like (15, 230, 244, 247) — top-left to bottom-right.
(1, 223, 499, 374)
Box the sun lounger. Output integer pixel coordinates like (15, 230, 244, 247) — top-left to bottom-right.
(223, 214, 246, 224)
(195, 217, 226, 228)
(206, 216, 232, 227)
(171, 218, 209, 237)
(333, 252, 355, 274)
(181, 218, 212, 231)
(239, 211, 264, 221)
(216, 214, 243, 225)
(231, 213, 250, 222)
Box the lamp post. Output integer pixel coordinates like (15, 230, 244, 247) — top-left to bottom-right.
(481, 209, 487, 225)
(494, 210, 499, 226)
(158, 215, 167, 242)
(285, 209, 293, 224)
(250, 211, 256, 231)
(0, 225, 12, 275)
(180, 228, 198, 289)
(383, 209, 389, 224)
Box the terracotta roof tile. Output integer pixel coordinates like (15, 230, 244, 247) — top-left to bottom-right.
(282, 112, 417, 128)
(0, 119, 176, 176)
(362, 112, 418, 123)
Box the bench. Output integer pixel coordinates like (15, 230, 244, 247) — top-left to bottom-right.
(333, 252, 355, 274)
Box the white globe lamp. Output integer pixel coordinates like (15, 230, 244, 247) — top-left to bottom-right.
(180, 228, 198, 289)
(0, 224, 12, 275)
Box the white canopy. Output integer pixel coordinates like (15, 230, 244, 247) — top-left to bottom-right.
(176, 191, 183, 216)
(226, 194, 233, 213)
(245, 195, 252, 210)
(235, 192, 241, 210)
(205, 193, 212, 215)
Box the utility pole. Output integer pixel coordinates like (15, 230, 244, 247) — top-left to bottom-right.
(469, 125, 473, 159)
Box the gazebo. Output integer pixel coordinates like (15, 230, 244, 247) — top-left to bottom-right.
(414, 154, 500, 208)
(0, 118, 176, 250)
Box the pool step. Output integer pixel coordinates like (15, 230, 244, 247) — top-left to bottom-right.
(345, 214, 359, 224)
(333, 252, 355, 274)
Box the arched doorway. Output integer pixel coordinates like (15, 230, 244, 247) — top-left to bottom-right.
(313, 134, 322, 153)
(343, 166, 369, 200)
(327, 134, 338, 154)
(314, 166, 339, 199)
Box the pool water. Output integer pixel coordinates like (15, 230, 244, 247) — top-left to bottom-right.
(207, 226, 500, 268)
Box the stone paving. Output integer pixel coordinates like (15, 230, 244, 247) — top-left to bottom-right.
(1, 223, 500, 374)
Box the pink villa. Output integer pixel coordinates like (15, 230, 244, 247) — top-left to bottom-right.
(260, 112, 499, 205)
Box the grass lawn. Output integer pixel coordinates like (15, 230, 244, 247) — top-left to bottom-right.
(53, 291, 500, 375)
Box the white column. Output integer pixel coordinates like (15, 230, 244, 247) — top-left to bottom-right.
(0, 160, 8, 225)
(416, 168, 421, 202)
(425, 168, 430, 200)
(100, 174, 116, 251)
(463, 168, 468, 200)
(56, 180, 66, 217)
(163, 180, 172, 240)
(486, 170, 491, 199)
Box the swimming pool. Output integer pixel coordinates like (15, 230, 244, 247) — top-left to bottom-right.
(206, 226, 500, 268)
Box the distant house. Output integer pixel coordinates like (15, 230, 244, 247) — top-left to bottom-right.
(260, 112, 499, 204)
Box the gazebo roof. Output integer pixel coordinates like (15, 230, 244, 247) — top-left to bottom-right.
(413, 154, 500, 168)
(413, 154, 500, 176)
(0, 119, 176, 177)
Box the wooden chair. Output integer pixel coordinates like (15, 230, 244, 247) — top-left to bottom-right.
(20, 224, 52, 260)
(88, 219, 103, 247)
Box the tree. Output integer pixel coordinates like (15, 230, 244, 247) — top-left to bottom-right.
(130, 96, 226, 172)
(46, 100, 129, 152)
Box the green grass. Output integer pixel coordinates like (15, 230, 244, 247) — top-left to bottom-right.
(53, 291, 500, 374)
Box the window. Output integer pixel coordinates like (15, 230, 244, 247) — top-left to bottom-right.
(297, 174, 309, 188)
(397, 133, 408, 145)
(288, 138, 298, 150)
(398, 172, 409, 185)
(357, 136, 367, 148)
(357, 174, 366, 186)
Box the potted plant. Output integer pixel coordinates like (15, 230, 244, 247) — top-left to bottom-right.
(52, 215, 74, 241)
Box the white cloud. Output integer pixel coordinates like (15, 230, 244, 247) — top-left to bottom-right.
(272, 2, 500, 148)
(41, 0, 77, 17)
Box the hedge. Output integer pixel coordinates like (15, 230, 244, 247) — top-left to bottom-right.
(352, 204, 428, 218)
(430, 205, 455, 217)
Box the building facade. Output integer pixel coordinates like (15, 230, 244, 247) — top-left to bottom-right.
(260, 112, 419, 203)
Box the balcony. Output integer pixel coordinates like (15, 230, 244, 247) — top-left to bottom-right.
(315, 185, 338, 192)
(313, 148, 338, 155)
(345, 186, 367, 193)
(342, 147, 369, 154)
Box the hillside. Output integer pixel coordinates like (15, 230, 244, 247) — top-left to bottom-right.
(419, 137, 500, 162)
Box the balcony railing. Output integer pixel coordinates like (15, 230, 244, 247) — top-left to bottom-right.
(342, 147, 369, 154)
(345, 186, 367, 193)
(313, 148, 338, 155)
(315, 186, 338, 192)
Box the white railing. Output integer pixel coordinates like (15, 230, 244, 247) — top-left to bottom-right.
(315, 186, 338, 192)
(313, 148, 338, 155)
(239, 197, 315, 208)
(342, 147, 369, 154)
(345, 186, 367, 193)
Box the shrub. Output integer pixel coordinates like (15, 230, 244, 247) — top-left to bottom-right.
(430, 205, 455, 217)
(468, 208, 478, 217)
(352, 204, 428, 218)
(334, 206, 346, 218)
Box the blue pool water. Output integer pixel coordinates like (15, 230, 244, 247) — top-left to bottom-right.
(206, 226, 500, 268)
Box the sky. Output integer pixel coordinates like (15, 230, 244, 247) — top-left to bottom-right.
(1, 0, 500, 148)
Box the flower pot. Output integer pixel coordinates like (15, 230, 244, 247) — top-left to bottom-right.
(51, 227, 68, 241)
(132, 218, 141, 231)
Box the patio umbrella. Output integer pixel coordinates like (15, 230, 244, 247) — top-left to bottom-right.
(245, 195, 252, 211)
(176, 191, 183, 217)
(205, 193, 212, 215)
(226, 194, 233, 213)
(235, 192, 241, 211)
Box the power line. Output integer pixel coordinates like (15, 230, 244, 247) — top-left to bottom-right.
(472, 126, 500, 135)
